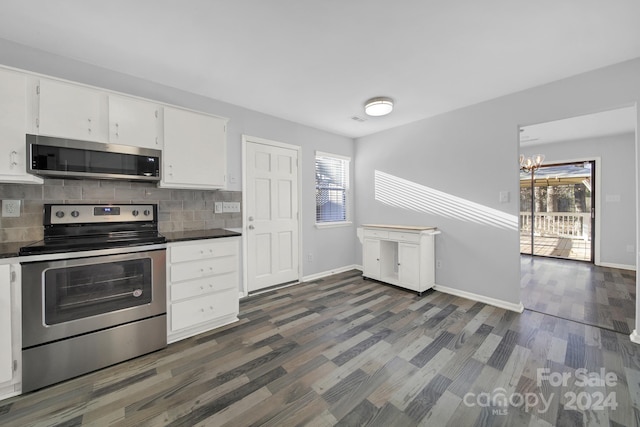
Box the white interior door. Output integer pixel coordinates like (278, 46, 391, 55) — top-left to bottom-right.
(245, 138, 300, 292)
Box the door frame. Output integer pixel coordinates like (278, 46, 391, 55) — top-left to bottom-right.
(241, 134, 303, 297)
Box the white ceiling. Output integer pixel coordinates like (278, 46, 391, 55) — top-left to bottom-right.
(0, 1, 639, 138)
(520, 106, 637, 145)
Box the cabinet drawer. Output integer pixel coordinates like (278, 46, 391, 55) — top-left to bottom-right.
(170, 288, 238, 331)
(170, 239, 238, 263)
(388, 231, 420, 243)
(170, 257, 236, 282)
(364, 229, 389, 239)
(170, 272, 237, 301)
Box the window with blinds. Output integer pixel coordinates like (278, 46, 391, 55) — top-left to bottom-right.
(315, 152, 350, 224)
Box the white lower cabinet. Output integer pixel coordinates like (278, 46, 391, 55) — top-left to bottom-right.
(0, 263, 21, 399)
(362, 238, 381, 280)
(359, 225, 439, 294)
(167, 238, 240, 343)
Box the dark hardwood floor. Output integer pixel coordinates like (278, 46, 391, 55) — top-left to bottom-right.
(521, 255, 636, 335)
(2, 269, 639, 426)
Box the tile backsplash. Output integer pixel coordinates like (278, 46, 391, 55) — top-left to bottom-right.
(0, 179, 242, 243)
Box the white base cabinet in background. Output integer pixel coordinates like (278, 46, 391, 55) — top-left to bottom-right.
(359, 225, 440, 295)
(167, 238, 240, 343)
(0, 263, 21, 400)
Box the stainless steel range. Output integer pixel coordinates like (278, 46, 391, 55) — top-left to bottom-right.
(19, 204, 167, 392)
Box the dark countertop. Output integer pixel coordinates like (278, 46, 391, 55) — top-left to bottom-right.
(0, 241, 31, 260)
(162, 228, 242, 243)
(0, 229, 241, 260)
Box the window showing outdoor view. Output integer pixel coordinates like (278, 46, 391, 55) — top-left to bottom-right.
(315, 153, 350, 224)
(520, 162, 593, 261)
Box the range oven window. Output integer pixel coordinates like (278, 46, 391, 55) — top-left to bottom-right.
(44, 258, 153, 325)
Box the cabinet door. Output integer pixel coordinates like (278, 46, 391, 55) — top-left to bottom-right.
(170, 257, 237, 283)
(108, 95, 161, 149)
(170, 288, 237, 331)
(170, 272, 237, 301)
(38, 79, 107, 142)
(162, 107, 227, 189)
(0, 69, 42, 184)
(398, 243, 420, 290)
(363, 238, 381, 279)
(170, 239, 238, 263)
(0, 265, 13, 384)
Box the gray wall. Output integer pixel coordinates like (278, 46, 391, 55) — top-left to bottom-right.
(521, 132, 636, 268)
(0, 38, 357, 278)
(355, 58, 640, 307)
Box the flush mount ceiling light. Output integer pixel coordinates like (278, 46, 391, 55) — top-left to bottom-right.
(364, 97, 394, 117)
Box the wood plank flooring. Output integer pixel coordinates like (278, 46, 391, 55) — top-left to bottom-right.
(521, 255, 636, 334)
(1, 269, 640, 426)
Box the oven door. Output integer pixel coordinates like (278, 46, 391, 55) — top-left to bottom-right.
(22, 249, 166, 348)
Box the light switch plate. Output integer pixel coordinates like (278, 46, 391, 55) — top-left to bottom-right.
(2, 200, 21, 217)
(499, 191, 510, 203)
(214, 202, 223, 213)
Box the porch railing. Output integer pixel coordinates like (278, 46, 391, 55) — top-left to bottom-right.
(520, 212, 591, 241)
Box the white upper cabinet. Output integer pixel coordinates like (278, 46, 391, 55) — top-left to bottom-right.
(36, 79, 162, 150)
(37, 78, 108, 142)
(108, 94, 161, 149)
(162, 106, 227, 189)
(1, 67, 228, 188)
(0, 68, 42, 184)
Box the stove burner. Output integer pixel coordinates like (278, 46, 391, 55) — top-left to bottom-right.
(19, 204, 165, 256)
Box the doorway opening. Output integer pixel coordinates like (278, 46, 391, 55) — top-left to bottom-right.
(520, 160, 594, 262)
(518, 105, 637, 335)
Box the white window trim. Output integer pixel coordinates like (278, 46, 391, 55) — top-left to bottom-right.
(315, 151, 351, 227)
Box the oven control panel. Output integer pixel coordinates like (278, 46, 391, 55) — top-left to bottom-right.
(46, 204, 157, 224)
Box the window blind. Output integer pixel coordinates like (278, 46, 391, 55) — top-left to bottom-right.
(315, 154, 349, 223)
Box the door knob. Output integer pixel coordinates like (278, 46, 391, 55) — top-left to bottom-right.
(248, 225, 255, 230)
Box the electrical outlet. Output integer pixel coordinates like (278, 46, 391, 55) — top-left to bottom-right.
(307, 253, 313, 262)
(222, 202, 241, 213)
(214, 202, 223, 213)
(435, 260, 442, 269)
(2, 200, 20, 217)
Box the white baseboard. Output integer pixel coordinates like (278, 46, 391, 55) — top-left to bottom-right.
(302, 264, 360, 282)
(433, 284, 525, 313)
(597, 262, 636, 271)
(239, 265, 360, 299)
(630, 330, 640, 345)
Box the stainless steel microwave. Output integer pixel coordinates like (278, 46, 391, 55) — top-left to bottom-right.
(27, 134, 161, 182)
